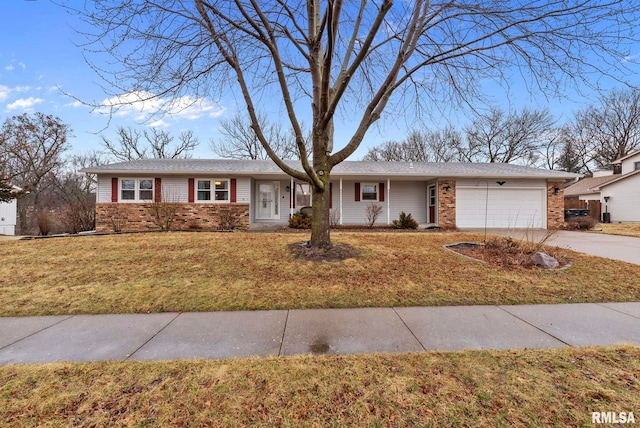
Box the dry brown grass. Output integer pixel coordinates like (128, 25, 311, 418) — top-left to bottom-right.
(1, 346, 638, 427)
(596, 223, 640, 238)
(0, 231, 639, 317)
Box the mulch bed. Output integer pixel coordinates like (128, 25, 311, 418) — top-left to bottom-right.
(448, 240, 571, 270)
(287, 241, 360, 262)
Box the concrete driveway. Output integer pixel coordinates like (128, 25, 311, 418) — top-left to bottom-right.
(480, 229, 640, 265)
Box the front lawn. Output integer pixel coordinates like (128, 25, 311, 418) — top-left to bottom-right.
(1, 231, 638, 316)
(596, 223, 640, 238)
(1, 346, 638, 426)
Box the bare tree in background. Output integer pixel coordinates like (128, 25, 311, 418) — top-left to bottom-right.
(0, 113, 71, 232)
(0, 176, 19, 203)
(461, 107, 555, 164)
(210, 113, 309, 160)
(583, 89, 640, 172)
(74, 0, 639, 248)
(362, 128, 462, 162)
(101, 126, 199, 161)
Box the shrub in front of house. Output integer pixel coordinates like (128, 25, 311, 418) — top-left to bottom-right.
(393, 211, 419, 229)
(289, 211, 311, 229)
(563, 216, 596, 231)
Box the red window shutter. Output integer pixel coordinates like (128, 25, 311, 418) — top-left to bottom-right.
(329, 183, 333, 209)
(355, 182, 360, 201)
(230, 178, 237, 203)
(188, 178, 195, 203)
(111, 177, 118, 202)
(379, 182, 385, 202)
(154, 178, 162, 202)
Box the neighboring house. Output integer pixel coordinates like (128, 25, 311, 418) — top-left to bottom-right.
(564, 170, 614, 201)
(0, 186, 20, 236)
(82, 159, 579, 232)
(564, 151, 640, 223)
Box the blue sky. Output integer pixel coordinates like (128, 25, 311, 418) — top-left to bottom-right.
(1, 1, 638, 162)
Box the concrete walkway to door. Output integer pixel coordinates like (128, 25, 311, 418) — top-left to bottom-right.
(471, 229, 640, 265)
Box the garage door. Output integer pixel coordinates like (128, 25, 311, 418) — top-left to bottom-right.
(456, 187, 546, 228)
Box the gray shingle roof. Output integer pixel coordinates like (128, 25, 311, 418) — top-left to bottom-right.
(564, 175, 615, 196)
(81, 158, 580, 180)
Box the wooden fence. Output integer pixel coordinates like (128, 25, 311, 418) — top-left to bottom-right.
(564, 199, 601, 221)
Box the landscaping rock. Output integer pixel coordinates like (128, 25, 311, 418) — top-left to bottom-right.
(531, 252, 559, 269)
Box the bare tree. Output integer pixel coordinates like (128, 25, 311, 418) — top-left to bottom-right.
(555, 120, 594, 174)
(74, 1, 639, 248)
(210, 113, 309, 160)
(0, 176, 18, 203)
(101, 126, 199, 161)
(0, 113, 71, 232)
(580, 89, 640, 172)
(362, 128, 462, 162)
(461, 107, 555, 164)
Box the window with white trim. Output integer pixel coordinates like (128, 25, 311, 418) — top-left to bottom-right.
(295, 183, 312, 207)
(196, 179, 230, 202)
(361, 183, 378, 201)
(121, 178, 153, 201)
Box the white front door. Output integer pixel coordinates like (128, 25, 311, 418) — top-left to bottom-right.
(256, 182, 280, 220)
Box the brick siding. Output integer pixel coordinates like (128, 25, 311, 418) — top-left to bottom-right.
(437, 180, 456, 229)
(95, 203, 250, 232)
(546, 181, 565, 229)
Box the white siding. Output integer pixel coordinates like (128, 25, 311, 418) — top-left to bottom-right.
(620, 153, 640, 174)
(236, 177, 251, 204)
(0, 199, 17, 235)
(99, 175, 252, 205)
(601, 175, 640, 222)
(161, 177, 188, 202)
(97, 176, 113, 203)
(337, 180, 428, 225)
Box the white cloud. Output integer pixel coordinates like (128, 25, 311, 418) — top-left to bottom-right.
(65, 100, 83, 108)
(98, 91, 163, 120)
(6, 97, 43, 111)
(165, 96, 225, 120)
(149, 119, 169, 128)
(623, 53, 640, 63)
(4, 64, 14, 71)
(0, 85, 9, 102)
(98, 91, 224, 123)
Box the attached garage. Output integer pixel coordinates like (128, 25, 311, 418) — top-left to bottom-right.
(456, 185, 546, 229)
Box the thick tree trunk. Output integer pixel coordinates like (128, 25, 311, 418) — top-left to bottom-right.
(309, 180, 331, 248)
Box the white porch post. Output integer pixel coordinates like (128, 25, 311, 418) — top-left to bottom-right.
(387, 178, 391, 225)
(290, 176, 294, 218)
(339, 177, 343, 225)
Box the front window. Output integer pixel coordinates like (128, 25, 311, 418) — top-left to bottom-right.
(214, 180, 229, 201)
(139, 179, 153, 200)
(121, 179, 153, 201)
(295, 183, 311, 207)
(362, 183, 378, 201)
(197, 180, 211, 201)
(121, 179, 135, 200)
(197, 179, 230, 202)
(635, 161, 640, 171)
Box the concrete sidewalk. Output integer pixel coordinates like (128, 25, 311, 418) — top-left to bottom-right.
(1, 303, 639, 364)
